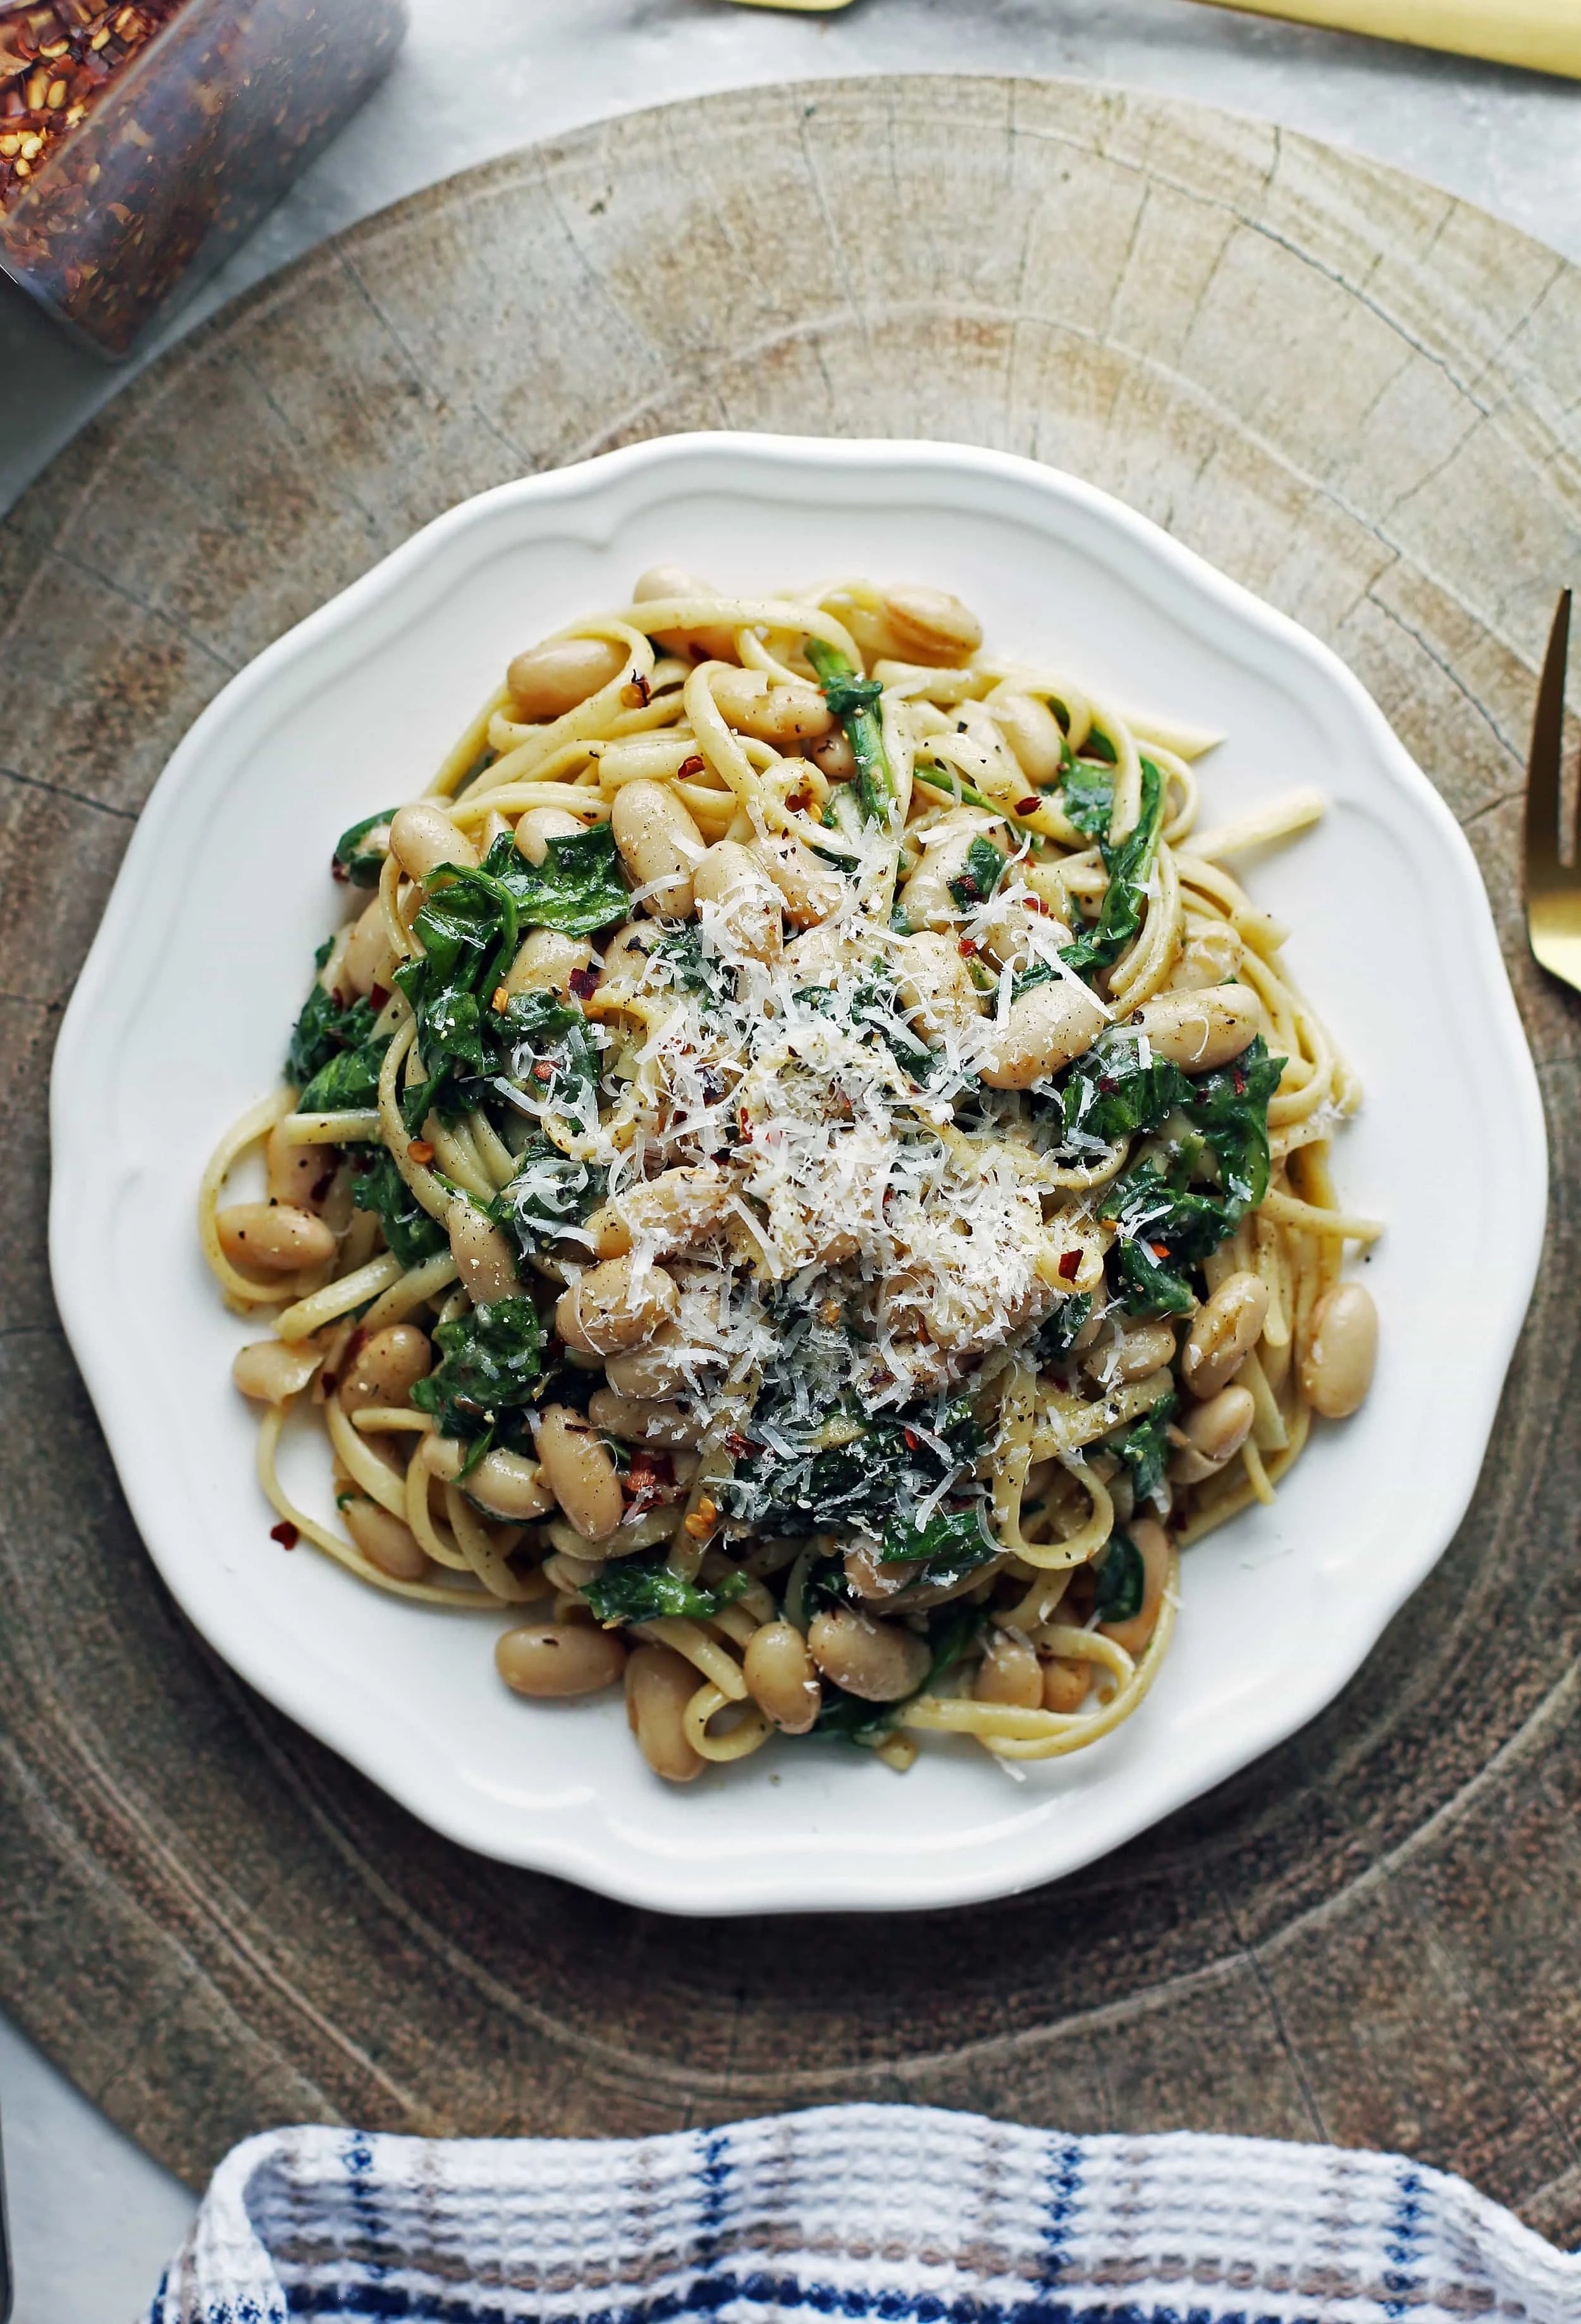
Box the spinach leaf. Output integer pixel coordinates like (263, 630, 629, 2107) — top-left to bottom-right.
(1187, 1037, 1286, 1214)
(333, 808, 398, 888)
(816, 1602, 987, 1743)
(1101, 1038, 1283, 1313)
(582, 1556, 749, 1625)
(491, 1136, 608, 1263)
(505, 821, 629, 936)
(1106, 1392, 1178, 1504)
(297, 1031, 386, 1114)
(495, 987, 601, 1109)
(1059, 763, 1115, 843)
(1106, 1165, 1226, 1316)
(1033, 1292, 1092, 1365)
(947, 833, 1007, 914)
(286, 946, 380, 1090)
(410, 1293, 543, 1439)
(1059, 757, 1166, 981)
(653, 921, 735, 1004)
(349, 1148, 447, 1267)
(726, 1397, 986, 1550)
(1059, 1027, 1191, 1148)
(806, 638, 897, 825)
(1092, 1530, 1145, 1623)
(880, 1501, 997, 1582)
(395, 854, 601, 1129)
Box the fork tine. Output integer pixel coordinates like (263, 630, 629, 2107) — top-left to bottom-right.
(1526, 587, 1570, 881)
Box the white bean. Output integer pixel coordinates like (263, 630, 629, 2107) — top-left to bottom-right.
(535, 1405, 624, 1539)
(980, 978, 1107, 1089)
(338, 1323, 432, 1413)
(343, 1496, 430, 1582)
(1084, 1319, 1176, 1387)
(749, 832, 846, 928)
(743, 1621, 821, 1733)
(555, 1255, 679, 1356)
(880, 585, 982, 665)
(231, 1339, 323, 1404)
(632, 563, 737, 662)
(497, 1621, 626, 1697)
(1169, 919, 1242, 993)
(899, 809, 1000, 931)
(1169, 1386, 1255, 1483)
(217, 1202, 336, 1274)
(710, 667, 835, 744)
(808, 1608, 930, 1702)
(503, 926, 596, 1004)
(611, 780, 703, 917)
(987, 689, 1064, 786)
(390, 802, 476, 880)
(1183, 1271, 1269, 1400)
(422, 1434, 553, 1519)
(587, 1164, 731, 1260)
(1300, 1283, 1377, 1420)
(514, 806, 584, 865)
(507, 636, 626, 721)
(586, 1387, 703, 1448)
(265, 1121, 328, 1208)
(603, 1329, 696, 1400)
(692, 839, 783, 961)
(446, 1200, 522, 1306)
(1133, 985, 1259, 1073)
(625, 1643, 706, 1780)
(974, 1632, 1043, 1709)
(893, 930, 982, 1042)
(343, 895, 395, 998)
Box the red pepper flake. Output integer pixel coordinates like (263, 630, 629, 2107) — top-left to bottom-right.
(532, 1060, 556, 1084)
(1016, 797, 1040, 815)
(903, 1428, 920, 1451)
(623, 674, 652, 708)
(1150, 1241, 1171, 1260)
(407, 1139, 434, 1165)
(568, 966, 600, 1000)
(1233, 1067, 1246, 1096)
(1057, 1249, 1081, 1282)
(491, 984, 510, 1014)
(956, 875, 978, 898)
(737, 1104, 753, 1143)
(958, 937, 978, 956)
(368, 983, 389, 1011)
(724, 1429, 754, 1460)
(331, 856, 348, 882)
(677, 753, 705, 778)
(269, 1521, 298, 1550)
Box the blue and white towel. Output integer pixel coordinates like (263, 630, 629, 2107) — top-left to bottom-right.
(148, 2103, 1580, 2324)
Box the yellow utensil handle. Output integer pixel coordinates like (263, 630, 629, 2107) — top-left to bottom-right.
(1195, 0, 1581, 77)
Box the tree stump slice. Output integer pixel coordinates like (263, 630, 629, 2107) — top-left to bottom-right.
(3, 76, 1580, 2226)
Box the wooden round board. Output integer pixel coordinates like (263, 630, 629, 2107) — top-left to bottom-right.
(5, 75, 1580, 2225)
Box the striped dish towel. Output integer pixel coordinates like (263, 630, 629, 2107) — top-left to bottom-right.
(147, 2102, 1580, 2324)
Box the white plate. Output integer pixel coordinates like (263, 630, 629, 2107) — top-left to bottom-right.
(49, 434, 1546, 1916)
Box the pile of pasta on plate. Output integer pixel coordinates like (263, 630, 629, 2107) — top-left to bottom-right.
(202, 567, 1380, 1781)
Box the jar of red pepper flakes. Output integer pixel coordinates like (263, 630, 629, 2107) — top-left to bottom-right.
(0, 0, 407, 358)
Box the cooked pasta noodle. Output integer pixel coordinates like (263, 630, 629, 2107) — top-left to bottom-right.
(202, 568, 1380, 1781)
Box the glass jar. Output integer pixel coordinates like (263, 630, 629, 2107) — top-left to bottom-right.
(0, 0, 407, 357)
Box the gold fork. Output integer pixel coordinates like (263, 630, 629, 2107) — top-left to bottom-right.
(1524, 588, 1579, 988)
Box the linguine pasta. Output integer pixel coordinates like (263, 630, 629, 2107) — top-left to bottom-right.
(200, 568, 1380, 1781)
